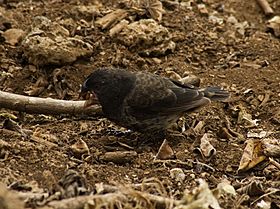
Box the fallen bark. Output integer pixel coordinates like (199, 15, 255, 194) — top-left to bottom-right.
(109, 20, 129, 37)
(0, 91, 101, 116)
(95, 9, 128, 30)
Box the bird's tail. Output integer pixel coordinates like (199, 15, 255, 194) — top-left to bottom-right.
(200, 87, 230, 101)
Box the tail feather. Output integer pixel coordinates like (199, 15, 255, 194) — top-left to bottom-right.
(200, 87, 230, 101)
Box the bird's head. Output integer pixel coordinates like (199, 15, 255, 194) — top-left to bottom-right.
(79, 68, 115, 107)
(80, 68, 115, 96)
(79, 68, 135, 109)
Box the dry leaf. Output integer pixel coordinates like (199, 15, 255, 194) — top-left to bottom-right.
(199, 133, 216, 158)
(155, 139, 174, 160)
(193, 121, 205, 134)
(267, 16, 280, 37)
(177, 179, 221, 209)
(238, 139, 266, 172)
(147, 0, 164, 22)
(71, 139, 90, 157)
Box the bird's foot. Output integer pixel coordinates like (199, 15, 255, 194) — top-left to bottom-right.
(104, 128, 133, 137)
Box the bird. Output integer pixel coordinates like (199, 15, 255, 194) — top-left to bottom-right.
(80, 68, 229, 133)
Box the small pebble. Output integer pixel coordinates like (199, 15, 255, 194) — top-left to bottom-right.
(170, 168, 186, 182)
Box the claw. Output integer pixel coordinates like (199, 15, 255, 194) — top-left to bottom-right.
(83, 91, 100, 108)
(78, 91, 90, 100)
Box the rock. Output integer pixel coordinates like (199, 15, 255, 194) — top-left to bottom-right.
(22, 36, 93, 66)
(164, 69, 182, 80)
(216, 180, 236, 196)
(170, 168, 186, 182)
(0, 183, 24, 209)
(118, 19, 170, 47)
(197, 4, 209, 16)
(21, 16, 93, 66)
(208, 13, 224, 25)
(227, 15, 238, 25)
(2, 28, 26, 45)
(139, 40, 176, 57)
(180, 75, 201, 87)
(73, 5, 100, 20)
(0, 7, 15, 31)
(117, 19, 175, 56)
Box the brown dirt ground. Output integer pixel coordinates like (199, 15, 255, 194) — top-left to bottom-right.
(0, 0, 280, 208)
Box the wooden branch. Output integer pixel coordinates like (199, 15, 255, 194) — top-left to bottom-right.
(256, 0, 274, 16)
(0, 91, 101, 116)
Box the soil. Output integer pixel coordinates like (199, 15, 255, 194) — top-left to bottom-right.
(0, 0, 280, 208)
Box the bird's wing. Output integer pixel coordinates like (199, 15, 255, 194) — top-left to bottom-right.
(125, 73, 210, 117)
(166, 79, 211, 113)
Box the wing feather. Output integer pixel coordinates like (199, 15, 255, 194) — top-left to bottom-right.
(125, 73, 209, 117)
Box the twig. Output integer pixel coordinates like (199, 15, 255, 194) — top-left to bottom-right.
(153, 159, 215, 172)
(250, 188, 280, 206)
(15, 187, 179, 209)
(0, 91, 101, 116)
(256, 0, 274, 16)
(45, 193, 126, 209)
(259, 92, 270, 107)
(225, 117, 244, 140)
(269, 157, 280, 170)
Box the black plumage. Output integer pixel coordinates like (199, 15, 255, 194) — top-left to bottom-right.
(80, 68, 229, 132)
